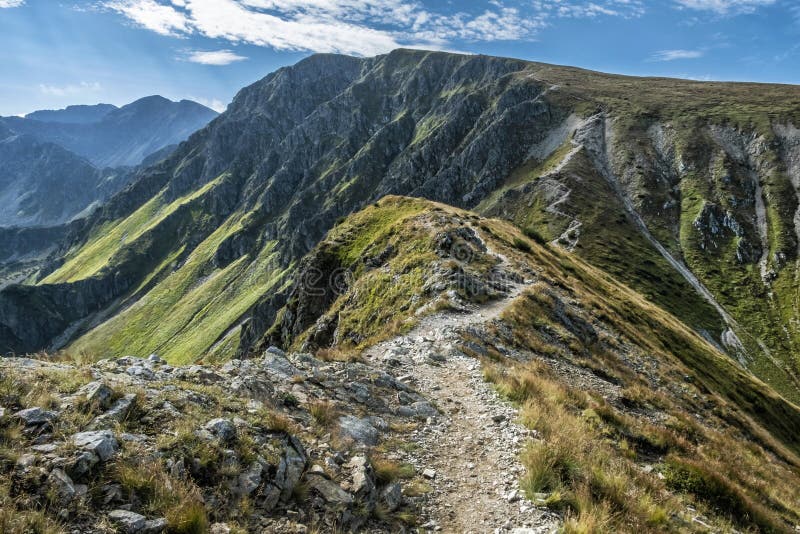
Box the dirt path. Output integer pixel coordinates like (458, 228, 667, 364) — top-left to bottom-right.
(364, 280, 561, 533)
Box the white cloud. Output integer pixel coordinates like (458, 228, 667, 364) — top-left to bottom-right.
(673, 0, 775, 14)
(104, 0, 192, 36)
(188, 96, 228, 112)
(38, 81, 103, 96)
(185, 49, 247, 64)
(0, 0, 25, 7)
(102, 0, 641, 57)
(650, 49, 705, 61)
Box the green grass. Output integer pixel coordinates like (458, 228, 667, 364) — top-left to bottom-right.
(42, 176, 224, 284)
(69, 212, 291, 363)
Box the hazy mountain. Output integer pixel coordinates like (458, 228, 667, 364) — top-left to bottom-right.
(25, 103, 117, 124)
(1, 95, 218, 167)
(0, 131, 133, 227)
(0, 96, 218, 229)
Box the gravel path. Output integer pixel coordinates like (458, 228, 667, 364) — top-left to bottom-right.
(365, 280, 561, 533)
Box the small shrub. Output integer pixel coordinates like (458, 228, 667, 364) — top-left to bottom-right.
(371, 458, 415, 484)
(166, 501, 208, 534)
(308, 399, 337, 427)
(523, 226, 549, 245)
(315, 347, 361, 362)
(512, 236, 532, 253)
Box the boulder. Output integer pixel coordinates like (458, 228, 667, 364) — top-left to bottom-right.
(48, 468, 76, 505)
(78, 381, 115, 410)
(345, 456, 375, 498)
(126, 366, 155, 380)
(233, 461, 262, 496)
(108, 510, 166, 534)
(381, 482, 403, 512)
(13, 407, 57, 426)
(204, 418, 237, 443)
(108, 510, 146, 533)
(72, 430, 118, 461)
(304, 474, 354, 505)
(337, 415, 379, 446)
(68, 451, 99, 479)
(91, 393, 136, 427)
(277, 441, 306, 501)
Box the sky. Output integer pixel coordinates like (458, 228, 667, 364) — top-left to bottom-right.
(0, 0, 798, 117)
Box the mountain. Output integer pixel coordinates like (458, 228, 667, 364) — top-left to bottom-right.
(0, 131, 134, 227)
(1, 49, 799, 406)
(1, 96, 218, 167)
(0, 96, 218, 229)
(25, 103, 117, 124)
(1, 197, 799, 533)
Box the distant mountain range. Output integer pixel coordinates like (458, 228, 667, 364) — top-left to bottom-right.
(0, 96, 217, 228)
(24, 103, 118, 125)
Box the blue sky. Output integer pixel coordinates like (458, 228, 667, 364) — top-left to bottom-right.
(0, 0, 798, 116)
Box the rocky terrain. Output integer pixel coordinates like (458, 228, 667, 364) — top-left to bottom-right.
(3, 199, 800, 533)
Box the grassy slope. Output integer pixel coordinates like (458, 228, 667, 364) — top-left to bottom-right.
(474, 64, 800, 399)
(302, 197, 800, 531)
(68, 212, 290, 364)
(42, 176, 224, 284)
(279, 196, 503, 351)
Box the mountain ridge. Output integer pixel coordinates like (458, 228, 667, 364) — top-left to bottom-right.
(1, 48, 799, 401)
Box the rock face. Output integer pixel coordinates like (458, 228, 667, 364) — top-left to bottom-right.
(1, 49, 799, 399)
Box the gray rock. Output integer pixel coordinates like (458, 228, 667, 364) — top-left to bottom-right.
(78, 381, 115, 409)
(108, 510, 146, 533)
(204, 418, 237, 442)
(181, 365, 222, 383)
(277, 443, 306, 501)
(304, 474, 354, 505)
(381, 482, 403, 512)
(262, 352, 301, 379)
(126, 366, 155, 380)
(68, 450, 99, 479)
(142, 517, 167, 533)
(72, 430, 118, 461)
(345, 456, 375, 498)
(337, 415, 379, 446)
(31, 443, 59, 453)
(14, 407, 57, 426)
(233, 461, 262, 496)
(48, 468, 76, 505)
(92, 393, 136, 427)
(265, 346, 286, 357)
(422, 468, 436, 480)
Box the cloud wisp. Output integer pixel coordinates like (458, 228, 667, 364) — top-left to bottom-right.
(672, 0, 776, 15)
(0, 0, 25, 7)
(38, 81, 103, 96)
(185, 49, 247, 65)
(650, 49, 705, 61)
